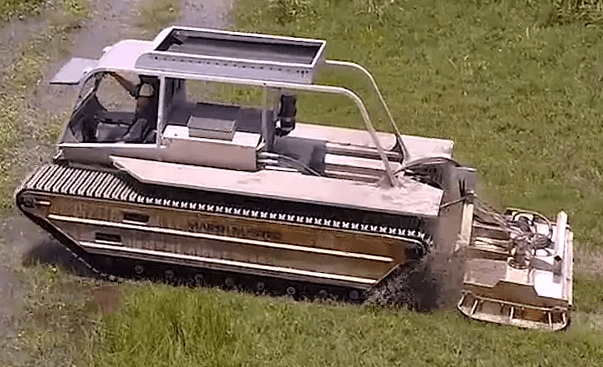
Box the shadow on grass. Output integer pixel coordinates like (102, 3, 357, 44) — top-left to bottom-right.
(21, 237, 93, 277)
(21, 238, 124, 316)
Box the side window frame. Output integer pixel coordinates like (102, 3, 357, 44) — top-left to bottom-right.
(73, 72, 102, 111)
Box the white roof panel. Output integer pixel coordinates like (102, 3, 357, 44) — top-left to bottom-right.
(96, 40, 155, 71)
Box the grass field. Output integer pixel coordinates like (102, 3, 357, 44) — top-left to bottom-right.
(0, 0, 89, 208)
(4, 0, 603, 366)
(14, 268, 603, 367)
(85, 284, 603, 367)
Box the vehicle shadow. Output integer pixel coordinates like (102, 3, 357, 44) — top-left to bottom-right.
(21, 236, 93, 277)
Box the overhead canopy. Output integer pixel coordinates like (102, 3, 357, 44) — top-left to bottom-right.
(134, 27, 327, 84)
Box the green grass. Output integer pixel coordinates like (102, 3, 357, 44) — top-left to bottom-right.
(0, 0, 89, 209)
(573, 273, 603, 313)
(9, 267, 603, 367)
(81, 284, 603, 367)
(0, 0, 89, 210)
(0, 0, 45, 20)
(136, 0, 181, 35)
(546, 0, 603, 26)
(0, 0, 84, 21)
(8, 266, 103, 367)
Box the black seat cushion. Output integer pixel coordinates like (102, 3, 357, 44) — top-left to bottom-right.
(96, 122, 130, 142)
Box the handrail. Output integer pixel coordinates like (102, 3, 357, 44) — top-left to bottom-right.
(285, 83, 398, 187)
(156, 75, 166, 147)
(324, 60, 410, 161)
(93, 67, 399, 186)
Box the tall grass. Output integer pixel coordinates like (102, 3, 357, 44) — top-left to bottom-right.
(86, 285, 603, 367)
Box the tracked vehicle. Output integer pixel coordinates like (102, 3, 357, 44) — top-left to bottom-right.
(16, 26, 573, 330)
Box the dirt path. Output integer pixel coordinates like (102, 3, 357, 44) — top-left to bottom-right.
(0, 0, 232, 362)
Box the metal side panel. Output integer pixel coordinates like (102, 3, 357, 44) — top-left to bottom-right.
(324, 153, 403, 176)
(162, 125, 259, 171)
(79, 241, 378, 288)
(290, 123, 398, 151)
(59, 143, 161, 166)
(290, 123, 454, 160)
(17, 167, 432, 289)
(110, 156, 444, 218)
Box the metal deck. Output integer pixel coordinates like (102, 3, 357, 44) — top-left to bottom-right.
(111, 156, 444, 218)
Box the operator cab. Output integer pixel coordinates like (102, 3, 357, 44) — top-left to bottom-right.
(50, 26, 412, 184)
(60, 71, 159, 144)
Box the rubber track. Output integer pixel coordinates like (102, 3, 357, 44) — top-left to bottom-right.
(19, 163, 435, 244)
(16, 163, 435, 298)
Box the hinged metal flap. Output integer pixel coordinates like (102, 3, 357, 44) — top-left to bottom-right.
(50, 57, 98, 85)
